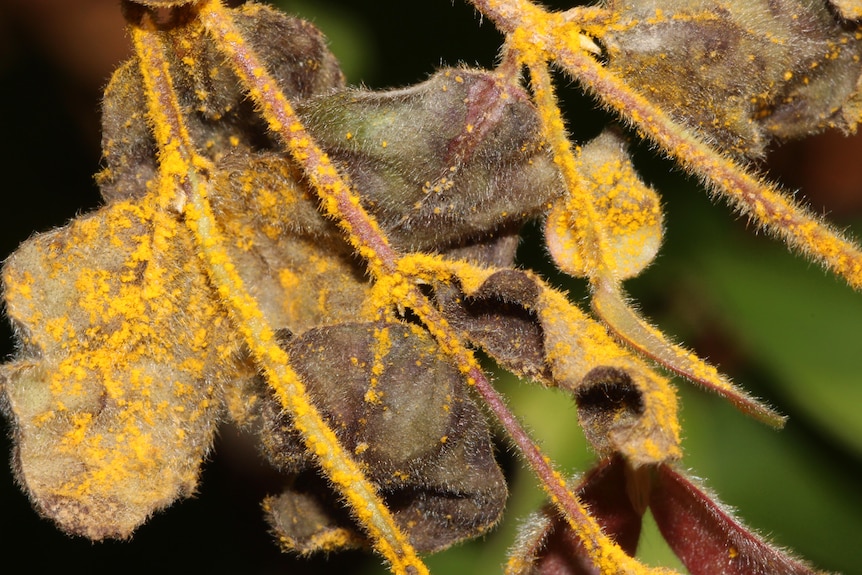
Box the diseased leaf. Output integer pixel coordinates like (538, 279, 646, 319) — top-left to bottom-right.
(603, 0, 862, 157)
(430, 265, 681, 467)
(247, 323, 506, 554)
(437, 269, 550, 381)
(545, 128, 663, 282)
(99, 3, 346, 202)
(1, 1, 855, 572)
(1, 14, 562, 552)
(540, 122, 783, 426)
(0, 195, 238, 539)
(298, 67, 563, 253)
(209, 153, 372, 335)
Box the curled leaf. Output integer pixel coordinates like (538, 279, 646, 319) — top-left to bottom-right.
(99, 3, 346, 202)
(0, 197, 237, 539)
(298, 67, 563, 253)
(1, 5, 564, 549)
(247, 322, 507, 554)
(1, 1, 845, 573)
(506, 455, 643, 575)
(430, 265, 682, 466)
(541, 126, 783, 426)
(603, 0, 862, 157)
(591, 280, 787, 427)
(545, 128, 663, 282)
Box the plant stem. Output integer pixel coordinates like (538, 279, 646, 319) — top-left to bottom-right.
(198, 2, 661, 572)
(470, 0, 862, 290)
(131, 15, 427, 575)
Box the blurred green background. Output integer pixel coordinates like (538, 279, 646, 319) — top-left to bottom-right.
(0, 0, 860, 573)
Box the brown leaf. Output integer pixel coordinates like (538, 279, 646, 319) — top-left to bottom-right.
(209, 153, 372, 335)
(603, 0, 862, 157)
(250, 322, 507, 554)
(99, 3, 345, 202)
(298, 68, 563, 252)
(506, 456, 644, 575)
(433, 266, 681, 466)
(437, 269, 550, 381)
(0, 196, 238, 539)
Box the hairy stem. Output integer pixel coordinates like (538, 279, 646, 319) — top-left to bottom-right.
(591, 279, 786, 427)
(198, 0, 399, 278)
(400, 285, 669, 575)
(130, 16, 427, 575)
(523, 52, 784, 427)
(471, 0, 862, 290)
(556, 40, 862, 290)
(197, 2, 662, 571)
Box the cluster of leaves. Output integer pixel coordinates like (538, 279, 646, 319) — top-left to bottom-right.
(2, 0, 862, 573)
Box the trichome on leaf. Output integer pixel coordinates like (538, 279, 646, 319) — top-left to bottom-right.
(2, 0, 861, 574)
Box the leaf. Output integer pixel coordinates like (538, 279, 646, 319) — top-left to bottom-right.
(2, 2, 854, 573)
(545, 128, 663, 282)
(1, 5, 557, 550)
(541, 125, 783, 426)
(0, 195, 236, 539)
(208, 153, 372, 336)
(650, 465, 824, 575)
(603, 0, 862, 157)
(249, 322, 507, 554)
(506, 455, 644, 575)
(431, 265, 682, 467)
(298, 67, 563, 253)
(99, 3, 346, 203)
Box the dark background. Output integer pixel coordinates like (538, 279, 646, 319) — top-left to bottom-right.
(0, 1, 860, 573)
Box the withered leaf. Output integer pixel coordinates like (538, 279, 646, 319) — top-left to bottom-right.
(0, 195, 238, 539)
(437, 269, 549, 381)
(2, 6, 560, 547)
(545, 128, 663, 282)
(99, 2, 346, 202)
(208, 153, 372, 336)
(247, 322, 506, 554)
(603, 0, 862, 157)
(102, 6, 562, 256)
(538, 123, 783, 427)
(297, 68, 563, 253)
(0, 1, 852, 573)
(431, 266, 681, 467)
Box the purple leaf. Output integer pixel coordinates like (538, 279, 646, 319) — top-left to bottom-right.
(650, 465, 824, 575)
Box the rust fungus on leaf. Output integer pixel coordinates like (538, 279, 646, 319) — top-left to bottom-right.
(2, 0, 861, 573)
